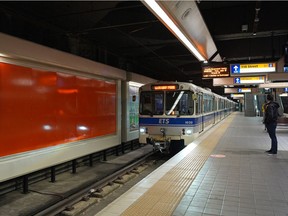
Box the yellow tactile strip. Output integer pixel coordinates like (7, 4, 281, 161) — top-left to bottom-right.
(121, 114, 235, 216)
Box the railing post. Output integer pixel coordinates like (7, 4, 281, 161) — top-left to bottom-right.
(72, 159, 77, 174)
(103, 150, 107, 161)
(89, 154, 93, 167)
(22, 175, 29, 194)
(121, 143, 125, 154)
(50, 166, 56, 182)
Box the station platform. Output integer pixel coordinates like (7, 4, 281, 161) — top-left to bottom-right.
(94, 112, 288, 216)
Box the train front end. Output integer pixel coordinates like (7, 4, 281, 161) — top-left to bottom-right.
(139, 82, 196, 154)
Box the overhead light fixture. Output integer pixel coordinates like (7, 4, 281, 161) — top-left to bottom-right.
(0, 52, 10, 58)
(128, 81, 143, 87)
(142, 0, 206, 62)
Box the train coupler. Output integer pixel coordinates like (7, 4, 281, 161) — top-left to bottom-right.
(147, 137, 171, 153)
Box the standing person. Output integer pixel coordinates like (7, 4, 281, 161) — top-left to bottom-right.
(264, 94, 279, 155)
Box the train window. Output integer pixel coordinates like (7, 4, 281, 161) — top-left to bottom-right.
(140, 91, 164, 115)
(214, 98, 217, 111)
(154, 93, 164, 114)
(166, 91, 193, 115)
(219, 99, 224, 109)
(203, 94, 213, 113)
(195, 94, 201, 115)
(188, 94, 194, 115)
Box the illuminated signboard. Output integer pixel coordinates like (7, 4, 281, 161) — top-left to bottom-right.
(202, 65, 230, 78)
(152, 84, 178, 90)
(259, 82, 288, 88)
(284, 64, 288, 72)
(234, 76, 265, 84)
(238, 88, 251, 93)
(231, 94, 244, 98)
(231, 63, 276, 74)
(225, 88, 252, 94)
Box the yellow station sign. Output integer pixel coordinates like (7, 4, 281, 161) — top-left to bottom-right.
(231, 63, 276, 74)
(234, 76, 265, 84)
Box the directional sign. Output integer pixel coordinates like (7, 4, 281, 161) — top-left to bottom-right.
(234, 77, 241, 84)
(238, 88, 251, 93)
(233, 76, 265, 84)
(225, 88, 252, 93)
(231, 94, 244, 98)
(231, 63, 276, 74)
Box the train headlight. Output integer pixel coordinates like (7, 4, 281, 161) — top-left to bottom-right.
(186, 129, 192, 135)
(140, 127, 146, 133)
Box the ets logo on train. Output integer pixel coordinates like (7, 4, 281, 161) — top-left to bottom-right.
(159, 119, 169, 124)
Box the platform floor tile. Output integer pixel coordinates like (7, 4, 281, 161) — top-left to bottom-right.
(174, 113, 288, 216)
(96, 113, 234, 216)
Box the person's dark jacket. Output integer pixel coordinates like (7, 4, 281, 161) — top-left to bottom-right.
(264, 101, 280, 124)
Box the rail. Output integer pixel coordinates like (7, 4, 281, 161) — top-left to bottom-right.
(33, 150, 157, 216)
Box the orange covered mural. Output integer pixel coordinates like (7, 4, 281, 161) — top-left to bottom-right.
(0, 62, 117, 157)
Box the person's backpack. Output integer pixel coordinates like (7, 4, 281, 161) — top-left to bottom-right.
(265, 102, 279, 123)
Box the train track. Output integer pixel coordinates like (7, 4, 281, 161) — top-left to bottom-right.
(33, 150, 160, 216)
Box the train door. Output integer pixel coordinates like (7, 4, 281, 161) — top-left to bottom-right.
(198, 93, 204, 132)
(220, 98, 223, 120)
(213, 96, 216, 124)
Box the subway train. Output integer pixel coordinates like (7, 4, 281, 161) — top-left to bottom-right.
(0, 33, 155, 183)
(139, 81, 236, 154)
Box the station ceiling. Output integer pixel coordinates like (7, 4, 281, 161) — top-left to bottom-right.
(0, 1, 287, 95)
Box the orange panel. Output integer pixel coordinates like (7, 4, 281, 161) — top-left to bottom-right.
(0, 62, 117, 157)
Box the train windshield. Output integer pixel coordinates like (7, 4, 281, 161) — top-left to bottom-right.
(140, 91, 164, 115)
(140, 90, 194, 116)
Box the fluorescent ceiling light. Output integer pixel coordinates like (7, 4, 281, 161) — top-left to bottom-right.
(0, 53, 9, 57)
(143, 0, 206, 61)
(129, 81, 143, 87)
